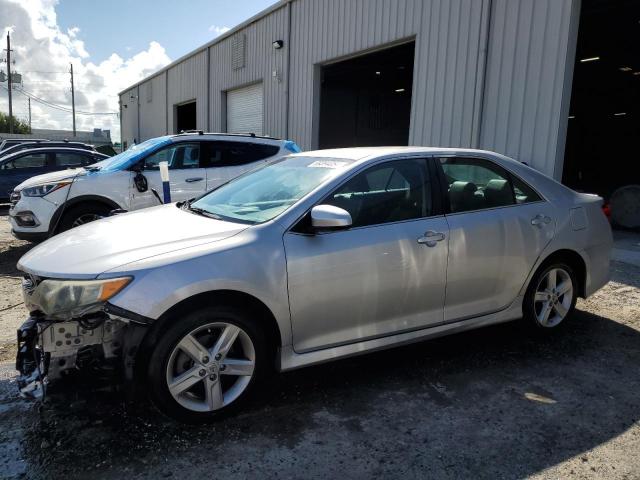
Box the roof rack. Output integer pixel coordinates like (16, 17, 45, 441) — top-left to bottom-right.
(173, 131, 281, 141)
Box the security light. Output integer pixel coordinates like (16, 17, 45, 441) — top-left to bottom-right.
(272, 40, 284, 49)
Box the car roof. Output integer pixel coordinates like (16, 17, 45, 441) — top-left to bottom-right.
(0, 147, 106, 162)
(4, 141, 93, 150)
(292, 146, 509, 161)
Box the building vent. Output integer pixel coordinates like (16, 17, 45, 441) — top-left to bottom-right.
(231, 34, 246, 70)
(146, 82, 153, 103)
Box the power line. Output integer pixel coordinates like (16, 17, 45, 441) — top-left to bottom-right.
(19, 71, 69, 74)
(1, 84, 118, 116)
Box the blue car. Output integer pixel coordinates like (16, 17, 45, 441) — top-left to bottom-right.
(0, 147, 108, 201)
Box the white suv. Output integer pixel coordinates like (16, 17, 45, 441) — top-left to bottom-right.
(9, 133, 301, 241)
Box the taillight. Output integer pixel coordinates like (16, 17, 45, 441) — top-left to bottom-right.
(602, 203, 611, 221)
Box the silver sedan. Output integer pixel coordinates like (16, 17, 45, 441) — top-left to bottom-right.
(16, 147, 612, 422)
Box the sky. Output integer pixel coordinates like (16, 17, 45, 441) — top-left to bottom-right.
(0, 0, 277, 142)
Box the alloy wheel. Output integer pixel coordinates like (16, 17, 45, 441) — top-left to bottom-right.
(71, 213, 103, 227)
(165, 322, 256, 413)
(533, 267, 574, 328)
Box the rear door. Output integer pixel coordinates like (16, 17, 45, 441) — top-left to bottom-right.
(203, 141, 281, 191)
(0, 152, 51, 199)
(435, 156, 556, 321)
(129, 142, 207, 210)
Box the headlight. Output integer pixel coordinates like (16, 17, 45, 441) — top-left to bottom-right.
(22, 181, 71, 197)
(25, 277, 132, 319)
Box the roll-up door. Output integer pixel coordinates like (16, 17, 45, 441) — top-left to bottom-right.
(227, 83, 263, 135)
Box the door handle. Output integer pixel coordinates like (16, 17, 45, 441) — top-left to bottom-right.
(531, 214, 552, 228)
(185, 177, 204, 183)
(417, 231, 446, 247)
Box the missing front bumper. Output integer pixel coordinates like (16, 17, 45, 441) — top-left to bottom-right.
(16, 316, 47, 399)
(15, 313, 133, 399)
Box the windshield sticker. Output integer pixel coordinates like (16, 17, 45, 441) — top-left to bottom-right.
(308, 160, 349, 169)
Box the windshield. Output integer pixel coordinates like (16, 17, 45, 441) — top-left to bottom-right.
(88, 136, 172, 172)
(190, 156, 353, 224)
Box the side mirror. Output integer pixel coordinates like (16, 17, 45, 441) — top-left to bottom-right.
(310, 205, 352, 230)
(133, 171, 148, 192)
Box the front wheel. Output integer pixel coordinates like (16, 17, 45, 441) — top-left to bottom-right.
(523, 262, 577, 330)
(147, 306, 269, 423)
(58, 203, 111, 232)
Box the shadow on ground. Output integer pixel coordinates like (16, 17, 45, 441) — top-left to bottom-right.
(0, 205, 32, 280)
(1, 304, 639, 479)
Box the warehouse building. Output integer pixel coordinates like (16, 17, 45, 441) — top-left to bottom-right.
(119, 0, 639, 202)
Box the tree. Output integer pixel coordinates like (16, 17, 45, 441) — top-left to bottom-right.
(0, 112, 30, 134)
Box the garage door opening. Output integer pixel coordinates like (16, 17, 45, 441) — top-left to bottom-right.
(562, 0, 639, 224)
(319, 41, 415, 149)
(175, 101, 196, 133)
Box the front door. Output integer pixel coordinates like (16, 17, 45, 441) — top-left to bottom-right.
(130, 142, 207, 210)
(436, 156, 556, 321)
(284, 158, 449, 353)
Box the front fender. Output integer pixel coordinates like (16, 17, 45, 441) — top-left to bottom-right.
(105, 227, 293, 347)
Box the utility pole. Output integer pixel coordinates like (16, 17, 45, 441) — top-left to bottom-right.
(70, 63, 76, 136)
(28, 97, 31, 133)
(6, 32, 13, 133)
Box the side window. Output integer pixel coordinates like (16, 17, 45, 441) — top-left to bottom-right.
(512, 175, 542, 204)
(324, 159, 431, 228)
(440, 157, 515, 213)
(54, 152, 89, 167)
(2, 153, 47, 170)
(204, 142, 279, 167)
(143, 143, 200, 170)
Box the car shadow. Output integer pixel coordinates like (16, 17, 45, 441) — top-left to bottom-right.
(2, 302, 638, 478)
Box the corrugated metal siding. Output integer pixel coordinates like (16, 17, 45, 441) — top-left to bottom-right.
(288, 0, 486, 150)
(479, 0, 576, 177)
(209, 6, 289, 137)
(138, 73, 167, 139)
(119, 0, 578, 179)
(167, 50, 208, 133)
(119, 88, 138, 146)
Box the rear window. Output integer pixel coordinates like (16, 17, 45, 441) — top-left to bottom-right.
(54, 152, 91, 167)
(202, 142, 280, 167)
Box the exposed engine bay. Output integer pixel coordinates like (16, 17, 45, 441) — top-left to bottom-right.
(16, 275, 149, 399)
(16, 314, 133, 398)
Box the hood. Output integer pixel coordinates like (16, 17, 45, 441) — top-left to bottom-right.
(18, 204, 249, 279)
(16, 168, 86, 190)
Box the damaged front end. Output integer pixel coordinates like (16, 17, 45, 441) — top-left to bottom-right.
(16, 274, 148, 399)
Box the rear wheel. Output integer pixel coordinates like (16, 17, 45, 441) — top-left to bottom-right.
(58, 203, 111, 232)
(523, 262, 577, 330)
(147, 306, 269, 423)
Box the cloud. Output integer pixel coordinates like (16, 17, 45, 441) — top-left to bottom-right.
(0, 0, 171, 142)
(208, 25, 231, 37)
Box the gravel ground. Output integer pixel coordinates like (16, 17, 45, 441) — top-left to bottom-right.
(1, 209, 639, 480)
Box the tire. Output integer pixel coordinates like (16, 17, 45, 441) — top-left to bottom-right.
(523, 262, 578, 332)
(146, 305, 270, 423)
(58, 203, 112, 232)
